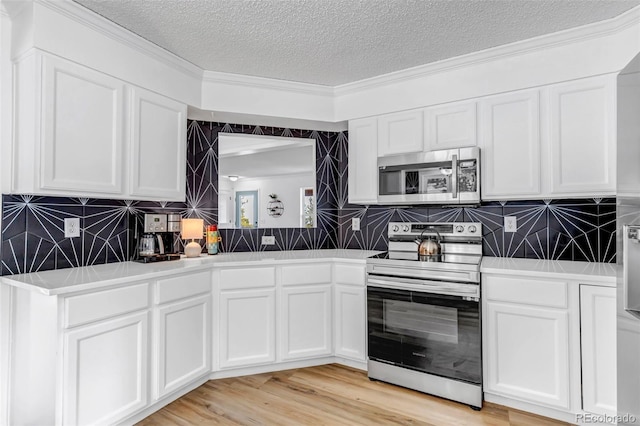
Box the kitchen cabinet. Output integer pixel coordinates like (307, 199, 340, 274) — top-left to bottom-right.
(478, 90, 541, 199)
(280, 264, 333, 360)
(218, 266, 277, 369)
(548, 75, 616, 196)
(154, 271, 211, 399)
(580, 285, 616, 417)
(130, 86, 187, 200)
(377, 110, 424, 156)
(424, 101, 477, 150)
(12, 49, 186, 201)
(63, 311, 150, 426)
(333, 263, 366, 362)
(348, 117, 378, 204)
(483, 275, 571, 411)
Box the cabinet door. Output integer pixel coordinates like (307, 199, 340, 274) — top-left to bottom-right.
(348, 117, 378, 204)
(580, 285, 616, 416)
(479, 90, 541, 199)
(41, 55, 125, 195)
(129, 86, 187, 201)
(548, 76, 616, 195)
(334, 284, 366, 362)
(424, 101, 477, 150)
(156, 295, 211, 399)
(377, 110, 423, 156)
(219, 288, 275, 368)
(280, 285, 332, 360)
(63, 311, 149, 426)
(485, 301, 570, 410)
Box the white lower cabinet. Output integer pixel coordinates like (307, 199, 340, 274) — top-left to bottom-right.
(334, 284, 366, 361)
(63, 311, 150, 426)
(219, 288, 276, 368)
(156, 294, 211, 399)
(580, 285, 617, 417)
(484, 301, 570, 409)
(280, 285, 332, 360)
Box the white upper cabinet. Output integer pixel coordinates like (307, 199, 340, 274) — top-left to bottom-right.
(547, 75, 616, 196)
(424, 101, 477, 150)
(348, 117, 378, 204)
(12, 50, 187, 201)
(130, 87, 187, 200)
(41, 55, 125, 195)
(377, 110, 423, 156)
(479, 90, 541, 199)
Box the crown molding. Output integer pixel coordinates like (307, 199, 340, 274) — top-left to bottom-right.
(335, 5, 640, 96)
(202, 70, 334, 97)
(35, 0, 203, 80)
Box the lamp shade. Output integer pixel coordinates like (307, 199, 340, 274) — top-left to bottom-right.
(181, 218, 204, 240)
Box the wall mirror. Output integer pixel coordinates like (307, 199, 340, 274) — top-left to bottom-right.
(218, 133, 317, 229)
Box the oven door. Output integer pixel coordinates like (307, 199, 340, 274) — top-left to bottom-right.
(367, 282, 481, 385)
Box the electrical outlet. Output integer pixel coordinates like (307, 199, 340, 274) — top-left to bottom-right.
(64, 218, 80, 238)
(504, 216, 517, 233)
(261, 235, 275, 245)
(352, 217, 361, 231)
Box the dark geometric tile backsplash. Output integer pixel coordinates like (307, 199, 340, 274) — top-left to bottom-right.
(0, 120, 616, 275)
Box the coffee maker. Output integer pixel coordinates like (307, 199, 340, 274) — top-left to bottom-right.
(135, 213, 182, 263)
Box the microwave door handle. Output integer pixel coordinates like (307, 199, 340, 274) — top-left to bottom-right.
(451, 154, 458, 198)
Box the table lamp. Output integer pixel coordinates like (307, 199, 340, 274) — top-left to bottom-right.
(181, 218, 204, 258)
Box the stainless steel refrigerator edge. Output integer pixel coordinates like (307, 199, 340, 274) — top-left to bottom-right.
(617, 54, 640, 424)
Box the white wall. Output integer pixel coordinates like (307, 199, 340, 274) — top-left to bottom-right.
(231, 173, 315, 229)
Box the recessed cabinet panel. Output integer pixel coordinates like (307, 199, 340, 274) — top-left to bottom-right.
(549, 76, 615, 195)
(377, 110, 423, 156)
(580, 285, 616, 417)
(334, 284, 366, 361)
(63, 311, 149, 426)
(424, 102, 477, 150)
(156, 295, 211, 399)
(485, 302, 570, 410)
(348, 117, 378, 204)
(42, 55, 124, 194)
(479, 91, 541, 198)
(219, 289, 276, 368)
(280, 285, 332, 360)
(130, 87, 187, 201)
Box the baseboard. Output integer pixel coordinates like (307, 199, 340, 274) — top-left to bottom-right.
(484, 392, 578, 424)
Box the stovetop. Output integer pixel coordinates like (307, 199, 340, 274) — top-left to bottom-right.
(369, 251, 482, 266)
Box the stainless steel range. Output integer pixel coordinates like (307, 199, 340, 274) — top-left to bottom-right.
(366, 222, 483, 409)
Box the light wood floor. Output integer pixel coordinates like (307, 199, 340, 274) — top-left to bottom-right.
(137, 364, 571, 425)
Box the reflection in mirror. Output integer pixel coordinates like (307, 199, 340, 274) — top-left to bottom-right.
(218, 133, 317, 229)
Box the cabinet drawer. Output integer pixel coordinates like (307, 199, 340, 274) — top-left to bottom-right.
(157, 271, 211, 304)
(220, 267, 276, 290)
(484, 275, 567, 308)
(64, 283, 149, 328)
(281, 264, 332, 286)
(334, 263, 365, 286)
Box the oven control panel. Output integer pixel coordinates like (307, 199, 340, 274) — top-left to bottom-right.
(388, 222, 482, 238)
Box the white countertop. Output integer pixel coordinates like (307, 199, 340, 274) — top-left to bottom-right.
(0, 249, 381, 296)
(481, 257, 618, 285)
(1, 251, 619, 296)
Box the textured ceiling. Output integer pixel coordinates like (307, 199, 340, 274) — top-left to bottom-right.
(74, 0, 640, 86)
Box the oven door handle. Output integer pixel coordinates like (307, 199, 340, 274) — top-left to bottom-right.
(367, 276, 479, 299)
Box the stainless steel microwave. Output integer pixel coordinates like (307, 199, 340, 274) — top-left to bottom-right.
(377, 147, 480, 205)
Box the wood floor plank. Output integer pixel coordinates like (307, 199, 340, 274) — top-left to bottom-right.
(136, 364, 570, 426)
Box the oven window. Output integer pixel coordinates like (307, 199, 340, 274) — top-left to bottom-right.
(384, 300, 459, 344)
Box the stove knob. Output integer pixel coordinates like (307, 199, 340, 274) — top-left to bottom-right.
(468, 225, 477, 233)
(392, 225, 399, 232)
(402, 225, 410, 232)
(455, 225, 464, 233)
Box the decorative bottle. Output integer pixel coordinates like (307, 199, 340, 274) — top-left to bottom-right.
(207, 224, 219, 255)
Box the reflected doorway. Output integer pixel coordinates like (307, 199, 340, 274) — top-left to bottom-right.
(236, 190, 258, 228)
